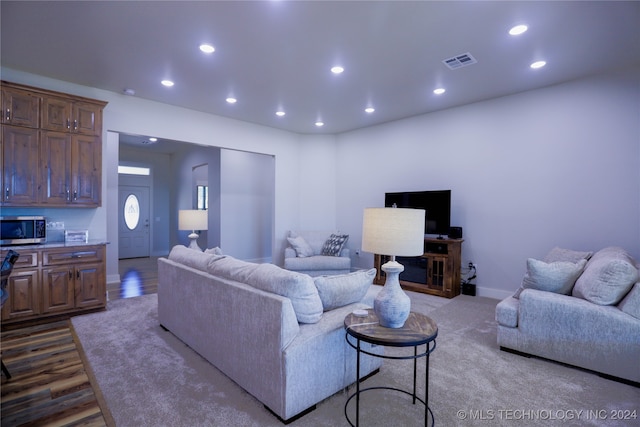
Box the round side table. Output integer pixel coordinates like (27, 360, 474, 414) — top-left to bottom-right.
(344, 309, 438, 427)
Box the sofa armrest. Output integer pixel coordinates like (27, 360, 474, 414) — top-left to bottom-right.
(284, 247, 297, 259)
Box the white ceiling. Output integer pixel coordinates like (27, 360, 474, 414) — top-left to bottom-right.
(2, 1, 639, 136)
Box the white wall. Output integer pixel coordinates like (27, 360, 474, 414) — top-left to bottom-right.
(220, 149, 275, 262)
(333, 68, 640, 299)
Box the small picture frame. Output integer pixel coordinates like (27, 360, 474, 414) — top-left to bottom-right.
(65, 230, 89, 243)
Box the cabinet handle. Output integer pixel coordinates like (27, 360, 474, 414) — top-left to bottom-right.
(5, 108, 9, 121)
(69, 270, 73, 280)
(66, 119, 71, 129)
(73, 119, 78, 130)
(67, 190, 70, 201)
(73, 191, 77, 201)
(5, 187, 9, 200)
(76, 270, 80, 279)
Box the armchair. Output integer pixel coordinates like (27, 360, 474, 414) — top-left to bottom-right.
(284, 230, 351, 277)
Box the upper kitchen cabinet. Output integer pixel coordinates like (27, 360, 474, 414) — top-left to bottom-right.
(0, 81, 107, 207)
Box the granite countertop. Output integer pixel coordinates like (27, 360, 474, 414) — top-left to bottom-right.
(1, 240, 110, 251)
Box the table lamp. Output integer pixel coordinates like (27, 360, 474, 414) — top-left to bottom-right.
(362, 206, 425, 328)
(178, 209, 208, 251)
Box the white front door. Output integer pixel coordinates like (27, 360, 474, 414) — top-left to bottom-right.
(119, 185, 150, 259)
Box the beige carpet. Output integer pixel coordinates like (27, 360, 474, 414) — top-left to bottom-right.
(71, 292, 639, 426)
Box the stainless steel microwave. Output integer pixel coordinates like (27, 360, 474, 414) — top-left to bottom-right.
(0, 216, 46, 245)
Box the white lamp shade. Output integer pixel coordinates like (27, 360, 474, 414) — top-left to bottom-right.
(178, 210, 208, 231)
(362, 208, 425, 256)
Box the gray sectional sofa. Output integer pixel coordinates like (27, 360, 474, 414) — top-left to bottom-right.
(496, 246, 640, 383)
(158, 245, 383, 422)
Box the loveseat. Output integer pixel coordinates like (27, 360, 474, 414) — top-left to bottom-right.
(284, 230, 351, 276)
(158, 245, 383, 422)
(496, 246, 640, 383)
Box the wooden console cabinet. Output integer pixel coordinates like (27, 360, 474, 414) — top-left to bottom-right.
(1, 81, 106, 207)
(1, 244, 106, 326)
(374, 238, 463, 298)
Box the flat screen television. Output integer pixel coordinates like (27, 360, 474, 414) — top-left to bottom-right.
(384, 190, 451, 237)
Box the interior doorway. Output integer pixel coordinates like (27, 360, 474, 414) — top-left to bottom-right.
(118, 185, 150, 259)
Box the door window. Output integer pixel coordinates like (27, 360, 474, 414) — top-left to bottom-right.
(124, 194, 140, 230)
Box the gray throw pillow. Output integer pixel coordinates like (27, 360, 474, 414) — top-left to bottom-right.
(618, 282, 640, 320)
(169, 245, 224, 271)
(572, 247, 639, 305)
(314, 268, 376, 311)
(287, 235, 314, 257)
(543, 247, 593, 263)
(513, 258, 587, 299)
(320, 233, 349, 256)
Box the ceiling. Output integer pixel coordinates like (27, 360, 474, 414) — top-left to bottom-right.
(2, 1, 639, 136)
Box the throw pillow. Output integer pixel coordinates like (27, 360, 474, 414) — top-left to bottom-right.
(169, 245, 224, 272)
(287, 235, 314, 257)
(206, 257, 323, 323)
(320, 233, 349, 256)
(543, 247, 593, 263)
(513, 258, 587, 299)
(618, 282, 640, 320)
(247, 263, 323, 324)
(572, 247, 639, 305)
(204, 246, 223, 255)
(314, 268, 376, 311)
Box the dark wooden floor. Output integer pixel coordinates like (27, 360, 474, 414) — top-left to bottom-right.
(1, 257, 159, 427)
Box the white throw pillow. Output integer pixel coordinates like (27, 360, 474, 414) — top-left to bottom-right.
(314, 268, 376, 311)
(513, 258, 587, 299)
(287, 235, 314, 257)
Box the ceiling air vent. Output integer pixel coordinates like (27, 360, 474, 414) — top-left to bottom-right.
(442, 52, 477, 70)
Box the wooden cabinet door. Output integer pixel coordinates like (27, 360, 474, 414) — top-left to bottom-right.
(1, 87, 40, 128)
(42, 96, 72, 132)
(425, 255, 448, 293)
(71, 135, 101, 206)
(41, 131, 72, 206)
(42, 266, 75, 313)
(1, 125, 40, 205)
(74, 262, 105, 308)
(1, 270, 40, 321)
(73, 102, 102, 136)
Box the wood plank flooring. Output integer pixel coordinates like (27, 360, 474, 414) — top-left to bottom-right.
(1, 257, 159, 426)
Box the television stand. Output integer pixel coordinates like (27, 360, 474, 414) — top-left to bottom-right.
(374, 237, 463, 298)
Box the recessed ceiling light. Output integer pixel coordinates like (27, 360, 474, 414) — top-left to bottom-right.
(149, 137, 158, 142)
(226, 97, 237, 104)
(433, 88, 446, 95)
(509, 25, 528, 36)
(123, 88, 136, 96)
(365, 107, 375, 114)
(276, 111, 286, 117)
(161, 80, 174, 87)
(331, 66, 344, 74)
(315, 121, 324, 127)
(530, 60, 546, 69)
(199, 44, 215, 53)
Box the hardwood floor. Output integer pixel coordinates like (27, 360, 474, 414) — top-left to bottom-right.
(1, 257, 160, 426)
